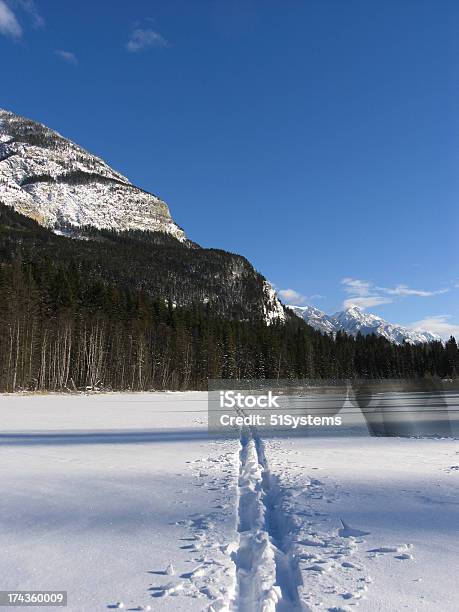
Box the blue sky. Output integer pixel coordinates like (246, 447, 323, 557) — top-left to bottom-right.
(1, 0, 458, 337)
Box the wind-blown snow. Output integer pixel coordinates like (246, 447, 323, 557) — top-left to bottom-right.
(0, 109, 186, 241)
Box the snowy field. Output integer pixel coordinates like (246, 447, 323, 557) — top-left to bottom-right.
(0, 392, 458, 612)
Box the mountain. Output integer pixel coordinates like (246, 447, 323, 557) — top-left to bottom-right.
(0, 108, 185, 240)
(331, 307, 441, 344)
(0, 110, 456, 391)
(288, 305, 337, 335)
(0, 109, 285, 325)
(290, 304, 441, 344)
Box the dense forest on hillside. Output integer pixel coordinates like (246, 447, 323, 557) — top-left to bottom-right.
(0, 204, 278, 321)
(0, 205, 458, 391)
(0, 257, 458, 391)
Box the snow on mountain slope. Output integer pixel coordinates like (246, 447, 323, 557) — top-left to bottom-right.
(288, 305, 337, 335)
(0, 109, 287, 325)
(290, 304, 441, 344)
(263, 281, 286, 324)
(332, 306, 441, 344)
(0, 109, 186, 240)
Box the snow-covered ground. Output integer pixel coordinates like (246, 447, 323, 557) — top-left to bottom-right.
(0, 392, 458, 611)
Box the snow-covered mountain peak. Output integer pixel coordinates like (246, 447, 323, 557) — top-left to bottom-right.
(332, 306, 383, 329)
(289, 305, 337, 335)
(290, 303, 441, 345)
(342, 305, 366, 317)
(0, 109, 186, 240)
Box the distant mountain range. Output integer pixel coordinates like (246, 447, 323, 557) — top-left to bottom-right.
(289, 304, 440, 344)
(0, 108, 454, 392)
(0, 108, 440, 345)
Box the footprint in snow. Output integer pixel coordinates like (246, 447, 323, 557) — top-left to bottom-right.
(305, 563, 332, 573)
(180, 565, 207, 579)
(395, 553, 414, 560)
(342, 591, 361, 600)
(341, 561, 361, 570)
(368, 544, 412, 555)
(150, 581, 186, 598)
(338, 519, 370, 538)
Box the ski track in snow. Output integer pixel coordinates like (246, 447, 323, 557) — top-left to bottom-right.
(1, 394, 456, 611)
(145, 429, 305, 612)
(145, 429, 423, 611)
(232, 429, 302, 611)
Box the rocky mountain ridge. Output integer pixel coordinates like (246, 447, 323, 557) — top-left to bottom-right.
(0, 109, 185, 240)
(0, 109, 286, 325)
(290, 304, 440, 344)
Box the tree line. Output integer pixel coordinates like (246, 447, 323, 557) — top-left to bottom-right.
(0, 257, 458, 392)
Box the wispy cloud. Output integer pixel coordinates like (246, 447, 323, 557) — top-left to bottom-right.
(341, 277, 449, 310)
(343, 296, 392, 310)
(381, 284, 448, 297)
(278, 288, 306, 305)
(277, 288, 323, 305)
(409, 315, 459, 340)
(15, 0, 44, 28)
(126, 28, 168, 52)
(55, 49, 78, 65)
(341, 278, 372, 297)
(0, 0, 44, 39)
(0, 0, 22, 38)
(341, 277, 392, 310)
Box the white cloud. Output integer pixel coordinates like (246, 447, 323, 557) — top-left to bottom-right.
(55, 50, 78, 65)
(342, 278, 373, 297)
(0, 0, 22, 38)
(126, 28, 168, 52)
(278, 288, 305, 305)
(0, 0, 44, 39)
(341, 277, 449, 310)
(15, 0, 43, 27)
(409, 315, 459, 340)
(341, 277, 391, 310)
(277, 288, 323, 305)
(278, 277, 452, 312)
(343, 296, 393, 310)
(381, 284, 449, 297)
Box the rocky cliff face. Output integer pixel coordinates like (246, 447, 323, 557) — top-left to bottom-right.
(0, 109, 286, 325)
(0, 109, 185, 240)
